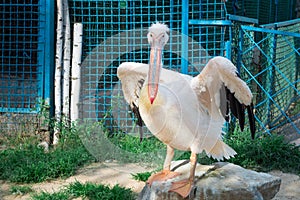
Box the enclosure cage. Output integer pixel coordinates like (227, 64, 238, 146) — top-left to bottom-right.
(0, 0, 299, 136)
(70, 0, 234, 135)
(69, 0, 299, 135)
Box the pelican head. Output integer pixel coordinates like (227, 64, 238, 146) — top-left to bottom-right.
(147, 22, 169, 104)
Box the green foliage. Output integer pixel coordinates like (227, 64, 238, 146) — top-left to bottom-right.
(0, 138, 94, 183)
(109, 133, 165, 154)
(10, 185, 33, 195)
(31, 191, 70, 200)
(31, 181, 135, 200)
(86, 128, 167, 166)
(226, 130, 300, 174)
(67, 181, 135, 200)
(177, 151, 215, 165)
(131, 171, 153, 182)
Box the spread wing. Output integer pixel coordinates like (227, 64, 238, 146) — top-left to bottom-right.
(117, 62, 148, 140)
(117, 62, 148, 109)
(191, 56, 256, 138)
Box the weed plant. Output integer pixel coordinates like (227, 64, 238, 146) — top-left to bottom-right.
(31, 181, 135, 200)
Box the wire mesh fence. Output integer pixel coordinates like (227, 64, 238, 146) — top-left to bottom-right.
(238, 20, 300, 134)
(0, 0, 299, 137)
(0, 0, 53, 113)
(225, 0, 297, 24)
(70, 0, 229, 135)
(69, 0, 300, 135)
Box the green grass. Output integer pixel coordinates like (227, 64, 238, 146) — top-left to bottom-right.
(0, 134, 94, 183)
(31, 191, 70, 200)
(131, 171, 153, 182)
(225, 130, 300, 174)
(110, 133, 165, 154)
(10, 185, 33, 195)
(31, 181, 135, 200)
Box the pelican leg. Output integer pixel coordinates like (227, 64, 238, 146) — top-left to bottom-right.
(147, 145, 180, 186)
(169, 152, 197, 198)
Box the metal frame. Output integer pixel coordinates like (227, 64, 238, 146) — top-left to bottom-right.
(238, 23, 300, 134)
(0, 0, 54, 113)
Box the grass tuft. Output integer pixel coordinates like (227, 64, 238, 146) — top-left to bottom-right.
(10, 185, 33, 195)
(31, 181, 135, 200)
(131, 171, 153, 182)
(31, 191, 70, 200)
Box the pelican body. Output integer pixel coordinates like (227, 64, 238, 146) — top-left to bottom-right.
(117, 23, 255, 198)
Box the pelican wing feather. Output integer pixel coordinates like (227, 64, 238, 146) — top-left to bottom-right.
(117, 62, 148, 108)
(191, 56, 255, 138)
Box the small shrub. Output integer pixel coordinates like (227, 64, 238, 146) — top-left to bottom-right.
(226, 130, 300, 174)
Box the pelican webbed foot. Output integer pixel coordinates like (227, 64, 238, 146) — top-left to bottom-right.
(169, 178, 194, 198)
(146, 170, 180, 186)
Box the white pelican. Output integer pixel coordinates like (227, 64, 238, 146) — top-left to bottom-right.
(117, 22, 255, 198)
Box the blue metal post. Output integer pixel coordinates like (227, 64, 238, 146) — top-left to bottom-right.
(237, 26, 244, 73)
(37, 1, 46, 112)
(169, 0, 174, 66)
(225, 41, 231, 60)
(44, 0, 55, 116)
(274, 0, 278, 22)
(266, 25, 278, 126)
(181, 0, 189, 74)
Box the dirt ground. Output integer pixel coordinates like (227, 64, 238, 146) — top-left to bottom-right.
(0, 161, 299, 200)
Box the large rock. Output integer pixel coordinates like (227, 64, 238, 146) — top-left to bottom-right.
(139, 161, 281, 200)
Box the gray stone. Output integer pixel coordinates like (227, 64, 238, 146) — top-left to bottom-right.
(139, 161, 281, 200)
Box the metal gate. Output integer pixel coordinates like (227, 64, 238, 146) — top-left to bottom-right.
(0, 0, 54, 113)
(237, 19, 300, 134)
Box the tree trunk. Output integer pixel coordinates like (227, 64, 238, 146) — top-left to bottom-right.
(62, 0, 71, 120)
(53, 0, 64, 145)
(71, 23, 83, 122)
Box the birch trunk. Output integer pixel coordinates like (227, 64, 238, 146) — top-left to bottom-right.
(53, 0, 64, 145)
(62, 0, 71, 120)
(71, 23, 83, 122)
